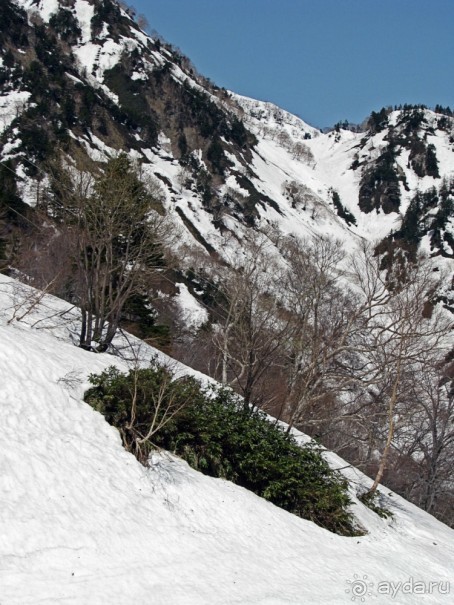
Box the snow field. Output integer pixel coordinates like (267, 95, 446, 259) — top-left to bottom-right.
(0, 275, 453, 604)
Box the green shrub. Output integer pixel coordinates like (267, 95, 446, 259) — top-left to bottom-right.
(425, 143, 439, 178)
(85, 364, 356, 535)
(367, 107, 389, 133)
(0, 1, 27, 46)
(104, 63, 159, 144)
(85, 364, 204, 464)
(358, 149, 401, 214)
(359, 491, 393, 519)
(121, 294, 171, 345)
(331, 189, 357, 226)
(207, 137, 228, 175)
(0, 160, 30, 220)
(49, 9, 82, 43)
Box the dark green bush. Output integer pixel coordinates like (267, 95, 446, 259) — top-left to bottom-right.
(207, 138, 228, 175)
(0, 1, 27, 46)
(85, 364, 204, 463)
(121, 294, 171, 345)
(367, 107, 389, 133)
(359, 491, 393, 519)
(16, 121, 52, 166)
(230, 116, 252, 148)
(91, 0, 122, 37)
(331, 189, 357, 226)
(85, 364, 355, 535)
(358, 149, 401, 214)
(34, 25, 65, 79)
(49, 8, 82, 43)
(425, 143, 439, 178)
(104, 63, 159, 144)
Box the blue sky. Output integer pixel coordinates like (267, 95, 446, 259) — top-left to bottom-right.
(131, 0, 454, 129)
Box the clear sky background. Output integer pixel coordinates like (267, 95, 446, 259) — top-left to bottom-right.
(131, 0, 454, 129)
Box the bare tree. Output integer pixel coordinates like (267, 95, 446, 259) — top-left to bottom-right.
(137, 13, 150, 32)
(124, 358, 192, 464)
(276, 235, 361, 431)
(291, 141, 315, 165)
(273, 236, 453, 500)
(208, 231, 289, 410)
(349, 245, 453, 495)
(281, 180, 324, 214)
(378, 353, 454, 520)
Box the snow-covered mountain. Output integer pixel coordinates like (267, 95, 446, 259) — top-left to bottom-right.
(1, 0, 453, 276)
(1, 273, 454, 604)
(1, 3, 454, 600)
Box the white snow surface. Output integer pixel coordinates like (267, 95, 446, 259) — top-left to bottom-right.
(0, 91, 30, 135)
(0, 274, 453, 604)
(19, 0, 59, 22)
(174, 282, 209, 330)
(73, 0, 95, 44)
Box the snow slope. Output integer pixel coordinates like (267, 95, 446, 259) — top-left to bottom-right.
(1, 274, 453, 604)
(233, 96, 454, 246)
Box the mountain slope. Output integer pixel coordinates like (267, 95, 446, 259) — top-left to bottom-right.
(1, 274, 453, 604)
(1, 0, 453, 271)
(1, 0, 454, 539)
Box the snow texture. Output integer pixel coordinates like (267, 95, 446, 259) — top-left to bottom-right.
(175, 282, 209, 330)
(0, 274, 453, 604)
(0, 91, 30, 135)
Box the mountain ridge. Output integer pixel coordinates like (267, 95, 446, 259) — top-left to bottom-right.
(1, 0, 453, 265)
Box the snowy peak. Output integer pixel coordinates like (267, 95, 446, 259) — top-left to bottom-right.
(232, 92, 320, 140)
(15, 0, 158, 79)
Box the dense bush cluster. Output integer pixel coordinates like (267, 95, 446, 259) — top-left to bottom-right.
(91, 0, 123, 37)
(0, 0, 28, 46)
(331, 189, 357, 226)
(379, 179, 454, 263)
(49, 9, 82, 44)
(358, 149, 401, 214)
(104, 63, 159, 145)
(85, 364, 356, 536)
(367, 107, 390, 133)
